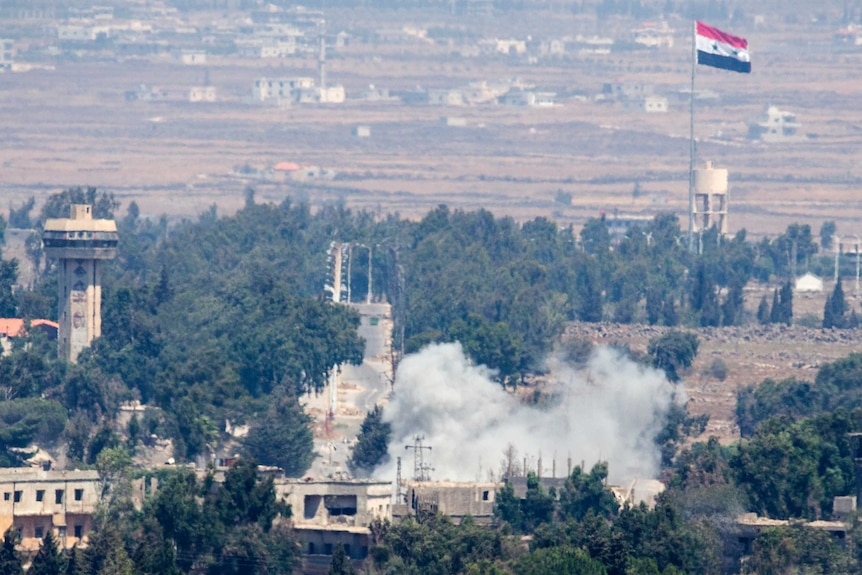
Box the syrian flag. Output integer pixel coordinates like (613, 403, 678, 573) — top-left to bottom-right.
(696, 21, 751, 74)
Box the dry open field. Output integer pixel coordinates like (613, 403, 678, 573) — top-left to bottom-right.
(1, 5, 862, 238)
(563, 279, 862, 445)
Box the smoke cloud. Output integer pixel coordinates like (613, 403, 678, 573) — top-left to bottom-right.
(374, 342, 680, 485)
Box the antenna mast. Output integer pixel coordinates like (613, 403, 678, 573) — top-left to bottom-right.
(405, 435, 433, 482)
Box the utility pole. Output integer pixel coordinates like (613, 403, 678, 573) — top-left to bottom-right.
(396, 456, 403, 503)
(405, 436, 433, 482)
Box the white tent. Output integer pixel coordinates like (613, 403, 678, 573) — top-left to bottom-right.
(795, 272, 824, 293)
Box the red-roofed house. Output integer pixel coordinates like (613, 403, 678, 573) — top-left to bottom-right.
(0, 319, 58, 355)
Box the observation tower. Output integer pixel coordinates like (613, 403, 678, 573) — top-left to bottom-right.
(42, 204, 118, 362)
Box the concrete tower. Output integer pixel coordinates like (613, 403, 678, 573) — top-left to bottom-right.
(42, 204, 118, 362)
(693, 160, 729, 235)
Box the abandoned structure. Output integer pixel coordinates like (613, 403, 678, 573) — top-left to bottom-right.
(397, 480, 499, 524)
(42, 205, 118, 363)
(748, 105, 803, 142)
(0, 468, 100, 551)
(692, 161, 729, 235)
(276, 478, 392, 573)
(188, 86, 216, 102)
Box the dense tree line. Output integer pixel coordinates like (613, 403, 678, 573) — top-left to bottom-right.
(2, 190, 862, 575)
(1, 189, 851, 474)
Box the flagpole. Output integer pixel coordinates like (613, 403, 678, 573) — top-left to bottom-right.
(688, 19, 696, 253)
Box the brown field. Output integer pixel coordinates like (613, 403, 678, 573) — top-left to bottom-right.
(564, 280, 862, 445)
(1, 6, 862, 238)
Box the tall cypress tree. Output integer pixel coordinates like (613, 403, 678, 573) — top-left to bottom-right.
(824, 294, 835, 329)
(769, 289, 781, 324)
(831, 280, 847, 328)
(328, 542, 354, 575)
(779, 281, 793, 325)
(757, 295, 771, 325)
(0, 528, 22, 575)
(28, 532, 65, 575)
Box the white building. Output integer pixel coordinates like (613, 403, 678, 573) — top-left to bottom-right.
(253, 77, 343, 104)
(0, 39, 15, 70)
(428, 89, 465, 106)
(748, 105, 804, 142)
(178, 50, 207, 65)
(189, 86, 216, 103)
(644, 95, 668, 113)
(795, 272, 824, 293)
(57, 25, 111, 41)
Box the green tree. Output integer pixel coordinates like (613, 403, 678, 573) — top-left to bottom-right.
(580, 216, 611, 256)
(0, 260, 18, 317)
(28, 532, 66, 575)
(130, 517, 180, 575)
(494, 482, 523, 531)
(778, 280, 793, 325)
(328, 542, 354, 575)
(647, 331, 699, 383)
(826, 280, 847, 329)
(769, 289, 781, 323)
(756, 295, 770, 324)
(645, 288, 663, 326)
(521, 473, 556, 533)
(746, 526, 849, 575)
(243, 393, 314, 477)
(732, 412, 855, 520)
(210, 459, 288, 532)
(558, 462, 619, 521)
(577, 262, 603, 322)
(819, 221, 836, 251)
(512, 546, 606, 575)
(348, 405, 391, 476)
(8, 197, 35, 229)
(0, 399, 67, 467)
(0, 528, 22, 575)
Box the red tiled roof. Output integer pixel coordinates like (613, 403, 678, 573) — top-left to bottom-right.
(0, 319, 59, 338)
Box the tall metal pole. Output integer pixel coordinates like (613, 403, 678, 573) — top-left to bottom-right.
(835, 236, 841, 283)
(346, 243, 352, 304)
(688, 19, 697, 253)
(367, 245, 373, 304)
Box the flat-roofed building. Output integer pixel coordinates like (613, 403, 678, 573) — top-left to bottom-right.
(0, 468, 100, 551)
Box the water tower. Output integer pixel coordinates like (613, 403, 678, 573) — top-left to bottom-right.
(692, 161, 729, 234)
(42, 204, 118, 362)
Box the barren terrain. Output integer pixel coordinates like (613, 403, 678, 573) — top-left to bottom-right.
(564, 281, 862, 445)
(1, 7, 862, 237)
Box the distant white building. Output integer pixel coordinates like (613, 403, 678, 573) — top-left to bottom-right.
(57, 25, 111, 41)
(749, 105, 803, 142)
(189, 86, 216, 103)
(253, 77, 344, 104)
(428, 89, 465, 106)
(500, 89, 556, 107)
(0, 39, 14, 70)
(633, 21, 674, 48)
(644, 95, 668, 113)
(178, 50, 207, 65)
(622, 95, 667, 113)
(795, 272, 824, 293)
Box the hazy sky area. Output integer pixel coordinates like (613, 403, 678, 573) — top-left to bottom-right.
(375, 343, 679, 484)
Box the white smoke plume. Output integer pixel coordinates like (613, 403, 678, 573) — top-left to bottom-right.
(374, 342, 681, 485)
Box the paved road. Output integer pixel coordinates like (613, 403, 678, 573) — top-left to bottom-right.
(306, 303, 393, 479)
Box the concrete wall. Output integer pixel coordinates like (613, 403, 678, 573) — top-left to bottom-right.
(403, 481, 499, 523)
